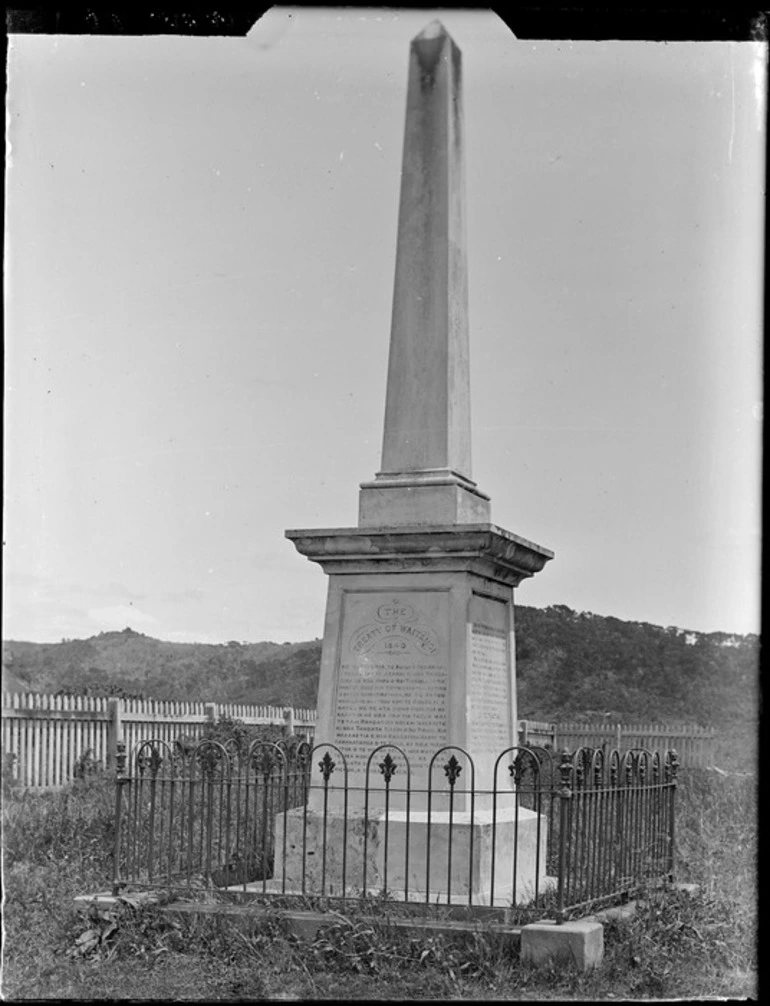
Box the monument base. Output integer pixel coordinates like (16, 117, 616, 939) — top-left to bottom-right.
(358, 474, 491, 527)
(273, 805, 550, 906)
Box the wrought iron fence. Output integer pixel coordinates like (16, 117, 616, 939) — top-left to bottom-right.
(113, 739, 677, 922)
(554, 746, 678, 921)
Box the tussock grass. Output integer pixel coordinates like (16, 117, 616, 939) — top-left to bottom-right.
(1, 766, 756, 1000)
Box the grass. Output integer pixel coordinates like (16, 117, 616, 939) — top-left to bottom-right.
(1, 766, 757, 1000)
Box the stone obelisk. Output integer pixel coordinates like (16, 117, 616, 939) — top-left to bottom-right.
(276, 21, 554, 904)
(357, 20, 489, 527)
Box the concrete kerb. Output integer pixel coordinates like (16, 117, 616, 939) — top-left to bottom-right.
(74, 892, 162, 910)
(73, 883, 701, 973)
(73, 890, 524, 944)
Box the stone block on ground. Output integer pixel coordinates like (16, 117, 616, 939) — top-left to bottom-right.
(520, 919, 604, 971)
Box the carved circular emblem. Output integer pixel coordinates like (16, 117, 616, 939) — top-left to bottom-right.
(375, 598, 417, 623)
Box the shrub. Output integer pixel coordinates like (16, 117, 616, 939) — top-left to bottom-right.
(72, 747, 103, 780)
(201, 713, 307, 761)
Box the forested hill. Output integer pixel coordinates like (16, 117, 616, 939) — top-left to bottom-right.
(1, 633, 323, 710)
(2, 606, 758, 727)
(513, 606, 757, 726)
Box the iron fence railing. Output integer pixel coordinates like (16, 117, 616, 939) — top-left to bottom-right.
(554, 746, 678, 921)
(112, 739, 678, 922)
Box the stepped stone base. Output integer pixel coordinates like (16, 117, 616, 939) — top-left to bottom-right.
(273, 804, 550, 906)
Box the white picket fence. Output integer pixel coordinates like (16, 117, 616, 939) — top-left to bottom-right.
(1, 692, 316, 789)
(554, 721, 718, 768)
(1, 691, 718, 789)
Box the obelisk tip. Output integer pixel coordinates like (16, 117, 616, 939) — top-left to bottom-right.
(413, 19, 454, 45)
(417, 19, 447, 40)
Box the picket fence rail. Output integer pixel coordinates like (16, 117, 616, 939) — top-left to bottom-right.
(1, 692, 316, 790)
(1, 690, 718, 789)
(553, 721, 718, 769)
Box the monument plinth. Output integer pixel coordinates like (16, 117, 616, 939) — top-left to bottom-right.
(275, 21, 554, 905)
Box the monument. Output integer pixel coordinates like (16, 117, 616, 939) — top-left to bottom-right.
(274, 21, 554, 905)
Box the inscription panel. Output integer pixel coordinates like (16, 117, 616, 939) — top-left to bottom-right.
(334, 591, 449, 772)
(468, 594, 512, 751)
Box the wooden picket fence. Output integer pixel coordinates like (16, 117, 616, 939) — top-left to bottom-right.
(1, 692, 316, 790)
(1, 690, 719, 789)
(554, 721, 718, 769)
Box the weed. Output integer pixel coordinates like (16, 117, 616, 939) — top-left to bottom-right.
(72, 747, 103, 780)
(1, 763, 756, 1000)
(2, 775, 115, 872)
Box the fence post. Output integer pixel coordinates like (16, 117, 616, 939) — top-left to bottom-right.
(283, 707, 295, 736)
(107, 698, 123, 770)
(616, 723, 622, 751)
(520, 719, 529, 746)
(112, 739, 127, 896)
(204, 702, 217, 730)
(666, 749, 679, 884)
(555, 749, 573, 925)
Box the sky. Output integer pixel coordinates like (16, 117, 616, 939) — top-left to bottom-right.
(4, 8, 765, 645)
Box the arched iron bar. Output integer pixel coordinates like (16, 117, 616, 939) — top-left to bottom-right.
(292, 739, 313, 809)
(525, 744, 559, 901)
(191, 740, 233, 885)
(262, 737, 313, 895)
(268, 739, 305, 889)
(243, 742, 288, 894)
(635, 749, 651, 886)
(221, 737, 241, 767)
(214, 738, 241, 887)
(646, 750, 664, 880)
(664, 749, 679, 882)
(187, 739, 233, 782)
(606, 747, 622, 895)
(616, 747, 651, 894)
(306, 743, 349, 898)
(362, 744, 412, 901)
(180, 740, 229, 885)
(570, 749, 588, 908)
(570, 746, 605, 785)
(622, 745, 654, 764)
(426, 746, 475, 905)
(245, 742, 287, 787)
(555, 749, 574, 924)
(127, 739, 175, 886)
(490, 745, 550, 907)
(293, 742, 312, 794)
(588, 746, 606, 903)
(132, 738, 174, 778)
(569, 746, 604, 905)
